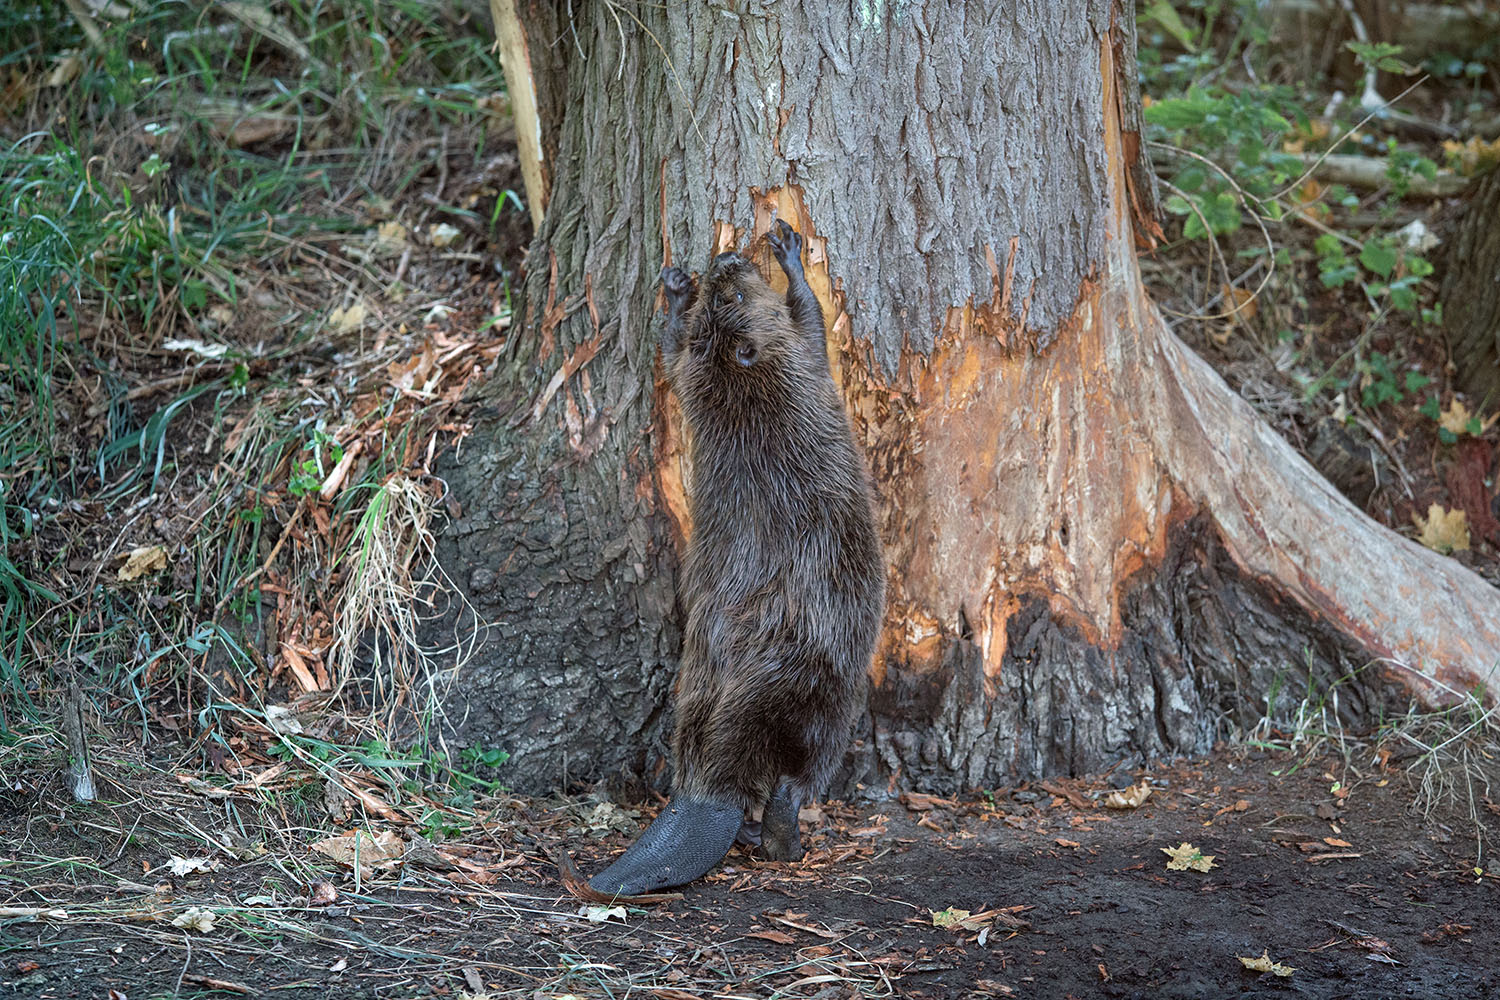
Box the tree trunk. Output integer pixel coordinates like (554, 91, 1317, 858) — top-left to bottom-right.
(441, 0, 1500, 797)
(1443, 167, 1500, 405)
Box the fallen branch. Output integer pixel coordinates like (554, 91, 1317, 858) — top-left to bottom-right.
(1292, 153, 1469, 199)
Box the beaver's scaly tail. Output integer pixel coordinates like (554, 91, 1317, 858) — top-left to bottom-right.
(587, 797, 742, 896)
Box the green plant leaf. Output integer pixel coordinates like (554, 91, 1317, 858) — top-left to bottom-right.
(1145, 96, 1215, 130)
(1359, 239, 1398, 278)
(1143, 0, 1197, 52)
(1175, 166, 1208, 192)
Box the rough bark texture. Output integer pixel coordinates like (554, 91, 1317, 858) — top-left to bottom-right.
(1443, 167, 1500, 404)
(440, 0, 1500, 797)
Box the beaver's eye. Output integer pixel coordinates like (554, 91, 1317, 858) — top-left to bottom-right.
(736, 340, 757, 367)
(735, 290, 744, 303)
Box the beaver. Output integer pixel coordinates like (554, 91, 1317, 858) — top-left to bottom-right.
(586, 220, 886, 897)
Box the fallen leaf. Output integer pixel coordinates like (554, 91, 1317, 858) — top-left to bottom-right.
(1162, 842, 1217, 872)
(171, 906, 217, 933)
(428, 222, 461, 248)
(931, 907, 972, 929)
(44, 52, 83, 88)
(1220, 283, 1257, 321)
(308, 880, 339, 906)
(328, 301, 368, 334)
(117, 545, 167, 581)
(582, 801, 638, 834)
(1055, 838, 1082, 849)
(374, 221, 409, 250)
(1324, 837, 1353, 848)
(1442, 135, 1500, 176)
(310, 829, 406, 877)
(1103, 782, 1153, 809)
(167, 856, 213, 877)
(583, 904, 626, 923)
(1238, 950, 1295, 977)
(1439, 399, 1475, 436)
(1414, 504, 1470, 554)
(264, 705, 303, 736)
(746, 929, 796, 944)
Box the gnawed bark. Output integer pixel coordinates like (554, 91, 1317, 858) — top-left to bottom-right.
(447, 0, 1500, 796)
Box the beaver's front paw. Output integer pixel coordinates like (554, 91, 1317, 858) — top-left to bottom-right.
(660, 265, 694, 309)
(767, 220, 804, 275)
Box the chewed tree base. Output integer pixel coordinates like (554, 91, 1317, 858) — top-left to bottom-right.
(864, 513, 1386, 795)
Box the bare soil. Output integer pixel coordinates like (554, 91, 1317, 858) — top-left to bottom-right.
(3, 748, 1494, 999)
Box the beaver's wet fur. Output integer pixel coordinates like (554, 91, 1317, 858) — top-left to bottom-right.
(586, 222, 884, 896)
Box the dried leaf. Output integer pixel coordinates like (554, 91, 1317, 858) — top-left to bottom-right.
(1103, 782, 1153, 809)
(1439, 399, 1475, 436)
(44, 52, 83, 88)
(1162, 842, 1217, 872)
(1238, 950, 1295, 977)
(167, 856, 213, 877)
(1220, 283, 1258, 321)
(428, 222, 461, 248)
(374, 221, 409, 251)
(1442, 135, 1500, 176)
(1414, 504, 1470, 554)
(308, 880, 339, 906)
(746, 929, 796, 944)
(931, 907, 972, 928)
(264, 705, 303, 736)
(117, 545, 167, 581)
(310, 829, 406, 876)
(927, 906, 1026, 933)
(328, 301, 368, 334)
(583, 904, 626, 923)
(171, 906, 217, 933)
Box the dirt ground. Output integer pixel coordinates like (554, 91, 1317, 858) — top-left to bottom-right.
(2, 747, 1494, 999)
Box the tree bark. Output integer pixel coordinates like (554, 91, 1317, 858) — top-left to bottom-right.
(442, 0, 1500, 797)
(1443, 167, 1500, 405)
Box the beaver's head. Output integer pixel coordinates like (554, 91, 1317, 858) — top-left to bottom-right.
(683, 250, 793, 377)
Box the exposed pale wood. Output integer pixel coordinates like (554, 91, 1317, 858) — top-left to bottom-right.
(488, 0, 548, 228)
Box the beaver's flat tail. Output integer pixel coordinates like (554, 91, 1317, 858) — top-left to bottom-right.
(587, 797, 742, 896)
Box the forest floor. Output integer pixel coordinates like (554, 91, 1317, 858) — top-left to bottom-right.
(3, 745, 1496, 1000)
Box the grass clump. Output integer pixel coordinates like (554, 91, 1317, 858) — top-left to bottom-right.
(0, 0, 518, 769)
